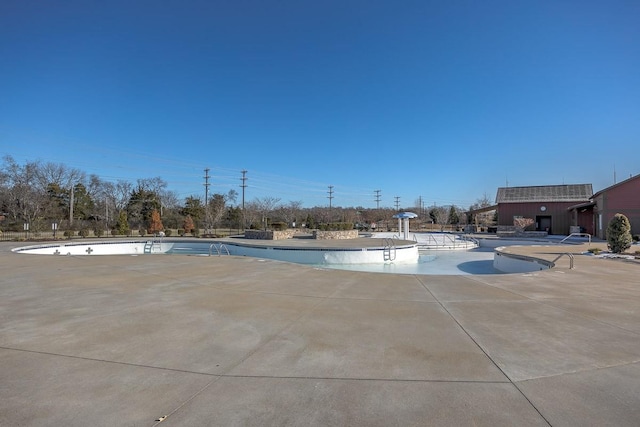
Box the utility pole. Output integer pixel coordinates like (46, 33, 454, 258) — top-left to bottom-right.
(374, 189, 381, 209)
(394, 196, 400, 211)
(203, 168, 211, 206)
(240, 170, 247, 230)
(69, 184, 74, 226)
(204, 168, 211, 232)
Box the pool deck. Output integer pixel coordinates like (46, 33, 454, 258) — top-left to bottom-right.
(1, 239, 639, 426)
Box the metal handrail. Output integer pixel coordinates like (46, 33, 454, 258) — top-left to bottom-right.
(459, 234, 479, 246)
(552, 252, 574, 269)
(418, 232, 478, 250)
(208, 243, 230, 256)
(559, 233, 591, 244)
(383, 238, 396, 261)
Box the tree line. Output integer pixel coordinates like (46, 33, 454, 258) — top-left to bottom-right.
(0, 155, 490, 237)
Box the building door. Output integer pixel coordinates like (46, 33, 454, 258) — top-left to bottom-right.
(537, 216, 552, 234)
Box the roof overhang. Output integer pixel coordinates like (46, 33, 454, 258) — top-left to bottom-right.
(466, 205, 498, 215)
(567, 201, 596, 211)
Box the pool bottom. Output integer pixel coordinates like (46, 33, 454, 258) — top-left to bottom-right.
(316, 248, 501, 275)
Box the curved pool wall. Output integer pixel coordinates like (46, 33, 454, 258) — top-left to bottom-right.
(493, 246, 553, 273)
(11, 238, 559, 274)
(370, 232, 478, 250)
(11, 239, 420, 265)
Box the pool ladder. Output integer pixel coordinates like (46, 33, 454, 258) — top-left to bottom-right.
(552, 252, 575, 269)
(209, 243, 230, 256)
(144, 239, 162, 254)
(383, 238, 396, 261)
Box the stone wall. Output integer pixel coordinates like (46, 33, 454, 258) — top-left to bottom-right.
(244, 229, 358, 240)
(312, 229, 359, 240)
(496, 225, 548, 238)
(243, 230, 297, 240)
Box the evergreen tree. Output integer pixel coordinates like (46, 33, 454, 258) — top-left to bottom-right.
(448, 205, 459, 225)
(226, 206, 242, 229)
(181, 196, 205, 226)
(116, 211, 130, 235)
(607, 213, 632, 254)
(126, 186, 161, 230)
(70, 183, 95, 220)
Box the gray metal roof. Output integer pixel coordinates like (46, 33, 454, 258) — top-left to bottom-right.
(496, 184, 593, 203)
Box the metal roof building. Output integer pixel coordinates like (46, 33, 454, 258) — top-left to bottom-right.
(496, 184, 593, 204)
(495, 184, 593, 235)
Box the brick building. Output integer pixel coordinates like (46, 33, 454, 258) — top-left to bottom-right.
(569, 174, 640, 239)
(495, 184, 593, 235)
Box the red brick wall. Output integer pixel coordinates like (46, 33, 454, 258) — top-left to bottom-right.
(595, 176, 640, 239)
(497, 201, 582, 235)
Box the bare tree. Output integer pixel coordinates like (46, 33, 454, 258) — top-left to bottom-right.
(1, 155, 46, 226)
(112, 180, 133, 212)
(35, 161, 85, 192)
(254, 196, 281, 230)
(208, 194, 227, 232)
(159, 189, 180, 210)
(137, 177, 167, 195)
(429, 205, 450, 232)
(468, 193, 496, 229)
(243, 201, 260, 229)
(275, 200, 303, 227)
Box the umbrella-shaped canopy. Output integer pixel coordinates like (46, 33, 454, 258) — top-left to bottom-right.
(393, 212, 418, 219)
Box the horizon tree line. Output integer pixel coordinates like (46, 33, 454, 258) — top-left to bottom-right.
(0, 155, 490, 235)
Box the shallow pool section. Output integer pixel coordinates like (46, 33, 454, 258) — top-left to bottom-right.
(320, 248, 500, 275)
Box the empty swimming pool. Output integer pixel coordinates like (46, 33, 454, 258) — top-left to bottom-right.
(10, 238, 523, 275)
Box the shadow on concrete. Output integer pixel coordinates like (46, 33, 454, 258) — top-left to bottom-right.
(456, 260, 501, 275)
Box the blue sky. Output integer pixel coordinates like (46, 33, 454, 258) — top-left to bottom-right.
(1, 0, 639, 209)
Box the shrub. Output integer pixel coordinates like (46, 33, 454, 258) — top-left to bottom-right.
(79, 229, 90, 238)
(318, 222, 354, 231)
(164, 229, 172, 237)
(94, 228, 104, 237)
(587, 247, 601, 255)
(192, 228, 200, 237)
(138, 229, 146, 237)
(178, 229, 185, 236)
(183, 215, 194, 235)
(111, 229, 118, 236)
(270, 222, 288, 231)
(633, 234, 640, 242)
(63, 230, 75, 239)
(607, 213, 632, 254)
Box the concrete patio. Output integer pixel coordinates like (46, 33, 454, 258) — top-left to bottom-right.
(1, 240, 639, 426)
